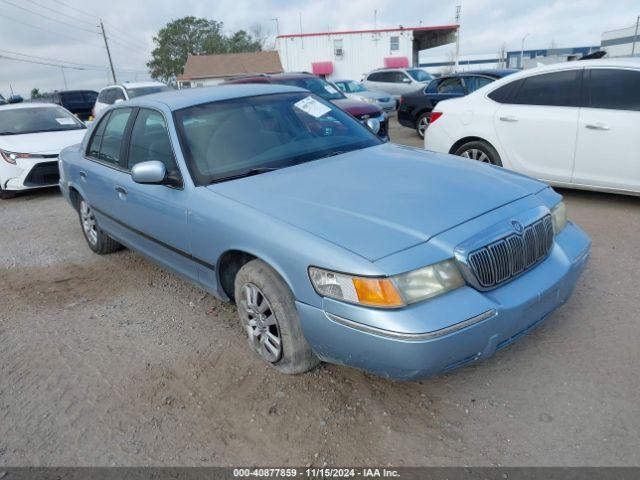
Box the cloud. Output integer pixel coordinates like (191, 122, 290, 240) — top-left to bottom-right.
(0, 0, 636, 96)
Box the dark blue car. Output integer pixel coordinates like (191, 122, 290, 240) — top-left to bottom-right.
(398, 69, 518, 138)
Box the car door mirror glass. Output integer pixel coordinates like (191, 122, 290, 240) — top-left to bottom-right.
(365, 118, 381, 134)
(131, 160, 167, 184)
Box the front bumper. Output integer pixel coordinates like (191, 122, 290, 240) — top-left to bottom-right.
(2, 157, 60, 191)
(296, 222, 590, 380)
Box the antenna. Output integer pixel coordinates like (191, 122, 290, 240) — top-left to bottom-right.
(454, 5, 461, 71)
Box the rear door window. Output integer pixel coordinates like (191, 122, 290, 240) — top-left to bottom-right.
(586, 68, 640, 111)
(87, 111, 110, 158)
(463, 76, 494, 93)
(88, 108, 133, 166)
(436, 77, 465, 94)
(98, 88, 116, 105)
(512, 70, 582, 107)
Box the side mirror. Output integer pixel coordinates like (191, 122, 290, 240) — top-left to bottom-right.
(365, 118, 381, 135)
(131, 161, 167, 184)
(401, 77, 412, 84)
(114, 98, 124, 104)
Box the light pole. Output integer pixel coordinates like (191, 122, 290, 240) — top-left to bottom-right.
(271, 18, 279, 36)
(520, 33, 530, 69)
(632, 15, 639, 56)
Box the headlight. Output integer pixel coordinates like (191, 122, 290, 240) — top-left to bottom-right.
(551, 201, 567, 234)
(309, 259, 465, 308)
(357, 96, 377, 104)
(0, 150, 25, 165)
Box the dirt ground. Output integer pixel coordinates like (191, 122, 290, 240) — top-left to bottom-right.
(1, 121, 639, 467)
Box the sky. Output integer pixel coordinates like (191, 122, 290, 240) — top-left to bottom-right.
(0, 0, 637, 97)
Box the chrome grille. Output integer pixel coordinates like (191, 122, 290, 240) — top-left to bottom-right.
(467, 215, 554, 289)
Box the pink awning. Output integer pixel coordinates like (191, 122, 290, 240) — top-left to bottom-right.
(384, 56, 409, 68)
(312, 61, 333, 75)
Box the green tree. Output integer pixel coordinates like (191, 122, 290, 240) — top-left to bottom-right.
(147, 16, 262, 84)
(30, 88, 41, 99)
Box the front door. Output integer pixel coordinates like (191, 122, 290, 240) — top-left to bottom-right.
(493, 69, 583, 183)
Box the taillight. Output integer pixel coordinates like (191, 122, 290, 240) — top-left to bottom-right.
(429, 111, 443, 124)
(398, 96, 403, 106)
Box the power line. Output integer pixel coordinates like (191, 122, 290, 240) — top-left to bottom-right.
(0, 0, 99, 35)
(23, 0, 97, 27)
(0, 12, 104, 48)
(0, 48, 107, 69)
(0, 53, 147, 74)
(52, 0, 99, 20)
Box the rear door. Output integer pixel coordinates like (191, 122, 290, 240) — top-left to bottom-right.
(365, 71, 394, 94)
(572, 67, 640, 192)
(493, 69, 583, 183)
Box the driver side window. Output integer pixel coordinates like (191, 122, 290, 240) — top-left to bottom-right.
(127, 109, 177, 173)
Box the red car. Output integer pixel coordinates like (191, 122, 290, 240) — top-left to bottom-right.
(223, 73, 389, 141)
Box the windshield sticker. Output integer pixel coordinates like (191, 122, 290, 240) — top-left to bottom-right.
(55, 117, 76, 125)
(294, 96, 331, 118)
(324, 84, 339, 94)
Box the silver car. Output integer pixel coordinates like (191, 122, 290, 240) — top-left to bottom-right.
(332, 79, 397, 112)
(363, 68, 434, 98)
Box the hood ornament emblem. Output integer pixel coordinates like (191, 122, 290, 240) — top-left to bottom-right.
(511, 220, 524, 234)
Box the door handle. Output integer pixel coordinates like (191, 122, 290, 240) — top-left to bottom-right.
(585, 123, 610, 131)
(115, 185, 128, 195)
(79, 170, 87, 180)
(499, 116, 518, 122)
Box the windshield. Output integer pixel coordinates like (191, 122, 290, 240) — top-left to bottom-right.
(0, 106, 85, 135)
(126, 85, 172, 99)
(339, 81, 367, 93)
(175, 92, 381, 185)
(407, 69, 434, 82)
(274, 77, 345, 101)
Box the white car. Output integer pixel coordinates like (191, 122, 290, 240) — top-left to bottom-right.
(331, 79, 397, 112)
(0, 103, 86, 199)
(425, 58, 640, 196)
(93, 81, 171, 118)
(363, 68, 434, 98)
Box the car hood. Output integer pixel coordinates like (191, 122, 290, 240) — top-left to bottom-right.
(0, 129, 87, 154)
(330, 98, 382, 117)
(352, 91, 392, 101)
(208, 143, 546, 261)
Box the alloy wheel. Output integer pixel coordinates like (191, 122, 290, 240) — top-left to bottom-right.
(80, 200, 98, 246)
(460, 148, 491, 164)
(417, 117, 429, 138)
(238, 283, 282, 363)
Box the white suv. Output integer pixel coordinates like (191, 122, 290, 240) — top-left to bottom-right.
(93, 81, 171, 118)
(363, 68, 434, 98)
(425, 58, 640, 196)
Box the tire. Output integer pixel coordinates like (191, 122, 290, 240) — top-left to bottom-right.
(453, 140, 503, 166)
(77, 198, 122, 254)
(234, 259, 319, 375)
(415, 112, 430, 139)
(0, 188, 16, 199)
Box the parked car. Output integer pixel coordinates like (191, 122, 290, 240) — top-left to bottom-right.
(0, 94, 6, 105)
(58, 84, 590, 380)
(425, 59, 640, 196)
(93, 81, 171, 118)
(398, 70, 518, 138)
(363, 67, 434, 97)
(332, 79, 396, 112)
(40, 90, 98, 120)
(0, 103, 86, 199)
(223, 73, 389, 141)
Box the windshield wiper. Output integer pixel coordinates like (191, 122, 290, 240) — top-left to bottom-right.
(0, 131, 18, 136)
(208, 167, 280, 184)
(321, 151, 346, 159)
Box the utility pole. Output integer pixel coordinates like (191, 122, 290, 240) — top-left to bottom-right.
(454, 5, 461, 71)
(271, 18, 279, 36)
(60, 67, 68, 90)
(632, 15, 640, 56)
(520, 33, 530, 69)
(99, 19, 117, 84)
(299, 12, 303, 49)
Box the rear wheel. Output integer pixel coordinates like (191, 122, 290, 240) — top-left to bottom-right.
(78, 198, 121, 254)
(453, 140, 503, 166)
(234, 259, 319, 375)
(416, 112, 430, 138)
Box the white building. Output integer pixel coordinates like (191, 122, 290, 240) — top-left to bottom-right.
(602, 24, 640, 57)
(276, 25, 458, 80)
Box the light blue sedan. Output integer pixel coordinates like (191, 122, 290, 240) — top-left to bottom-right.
(59, 84, 591, 380)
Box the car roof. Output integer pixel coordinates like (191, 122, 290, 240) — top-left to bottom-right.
(0, 102, 61, 111)
(496, 57, 640, 82)
(126, 83, 307, 111)
(457, 69, 519, 78)
(58, 89, 98, 94)
(99, 81, 166, 92)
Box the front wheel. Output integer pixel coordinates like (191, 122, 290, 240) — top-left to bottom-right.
(453, 140, 503, 166)
(78, 198, 122, 254)
(234, 259, 319, 375)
